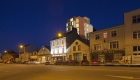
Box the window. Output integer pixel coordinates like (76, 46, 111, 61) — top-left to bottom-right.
(57, 40, 59, 45)
(73, 46, 76, 51)
(111, 30, 116, 37)
(133, 46, 140, 52)
(94, 44, 101, 50)
(95, 34, 100, 40)
(77, 28, 79, 31)
(83, 54, 87, 60)
(62, 40, 64, 44)
(66, 23, 68, 26)
(71, 22, 73, 25)
(133, 31, 140, 39)
(70, 18, 73, 22)
(76, 24, 79, 28)
(110, 41, 119, 49)
(133, 15, 140, 24)
(78, 45, 81, 51)
(66, 28, 68, 31)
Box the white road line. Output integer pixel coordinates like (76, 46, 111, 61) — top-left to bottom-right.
(106, 75, 133, 79)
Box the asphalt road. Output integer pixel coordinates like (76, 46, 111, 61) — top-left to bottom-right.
(0, 63, 140, 80)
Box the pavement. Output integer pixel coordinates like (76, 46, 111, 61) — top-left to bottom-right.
(0, 63, 140, 80)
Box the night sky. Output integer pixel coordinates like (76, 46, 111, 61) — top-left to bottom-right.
(1, 0, 140, 53)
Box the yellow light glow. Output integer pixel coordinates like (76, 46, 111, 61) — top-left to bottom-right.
(58, 33, 62, 37)
(20, 45, 23, 48)
(4, 50, 7, 53)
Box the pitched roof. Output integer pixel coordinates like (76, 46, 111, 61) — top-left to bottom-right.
(25, 44, 31, 47)
(44, 46, 50, 51)
(51, 28, 89, 48)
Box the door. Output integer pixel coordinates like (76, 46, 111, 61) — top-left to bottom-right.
(74, 53, 81, 61)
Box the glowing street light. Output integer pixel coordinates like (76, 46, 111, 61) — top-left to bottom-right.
(58, 33, 62, 37)
(20, 45, 23, 48)
(4, 50, 7, 53)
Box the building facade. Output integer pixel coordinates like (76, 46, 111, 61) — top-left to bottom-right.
(124, 9, 140, 56)
(50, 28, 85, 61)
(19, 44, 38, 62)
(66, 39, 90, 62)
(90, 8, 140, 61)
(1, 50, 19, 63)
(90, 25, 125, 61)
(37, 46, 51, 63)
(66, 16, 93, 39)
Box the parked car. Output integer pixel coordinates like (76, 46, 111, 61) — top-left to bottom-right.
(28, 61, 40, 64)
(81, 60, 90, 66)
(90, 59, 99, 66)
(45, 61, 50, 65)
(104, 59, 114, 65)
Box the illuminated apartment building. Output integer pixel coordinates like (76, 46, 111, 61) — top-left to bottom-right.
(66, 16, 93, 40)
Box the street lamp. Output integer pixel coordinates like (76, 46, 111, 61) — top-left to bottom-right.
(58, 32, 62, 37)
(4, 50, 7, 53)
(20, 45, 23, 48)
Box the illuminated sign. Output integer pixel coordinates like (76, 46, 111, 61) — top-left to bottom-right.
(103, 32, 107, 38)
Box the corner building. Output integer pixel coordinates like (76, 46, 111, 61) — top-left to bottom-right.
(90, 8, 140, 61)
(124, 9, 140, 55)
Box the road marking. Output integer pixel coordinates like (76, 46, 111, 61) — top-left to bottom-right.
(106, 75, 133, 79)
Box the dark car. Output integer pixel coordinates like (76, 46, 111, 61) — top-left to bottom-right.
(81, 60, 90, 66)
(45, 61, 50, 65)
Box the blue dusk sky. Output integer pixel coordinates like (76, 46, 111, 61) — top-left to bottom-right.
(0, 0, 140, 53)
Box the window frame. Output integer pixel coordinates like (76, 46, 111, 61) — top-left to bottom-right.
(94, 43, 101, 50)
(95, 34, 100, 40)
(78, 45, 81, 51)
(132, 15, 140, 24)
(110, 41, 119, 49)
(110, 30, 117, 37)
(73, 46, 76, 51)
(133, 30, 140, 39)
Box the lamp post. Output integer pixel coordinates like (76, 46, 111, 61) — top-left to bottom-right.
(19, 44, 25, 62)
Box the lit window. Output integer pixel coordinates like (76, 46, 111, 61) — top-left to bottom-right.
(71, 22, 73, 25)
(111, 30, 117, 37)
(66, 28, 68, 31)
(77, 28, 79, 31)
(66, 23, 68, 26)
(94, 44, 101, 50)
(110, 41, 119, 49)
(95, 34, 100, 40)
(70, 18, 73, 22)
(76, 24, 79, 28)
